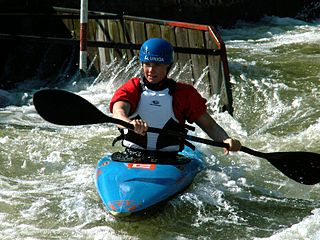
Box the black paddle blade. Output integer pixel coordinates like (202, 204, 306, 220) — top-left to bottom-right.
(241, 146, 320, 185)
(33, 89, 110, 125)
(265, 151, 320, 185)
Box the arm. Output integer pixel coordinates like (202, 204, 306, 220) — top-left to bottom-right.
(195, 112, 241, 152)
(112, 101, 131, 123)
(112, 101, 148, 135)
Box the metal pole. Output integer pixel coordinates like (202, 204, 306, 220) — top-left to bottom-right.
(79, 0, 88, 76)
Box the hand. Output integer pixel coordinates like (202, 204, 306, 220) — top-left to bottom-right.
(223, 138, 241, 154)
(130, 119, 148, 135)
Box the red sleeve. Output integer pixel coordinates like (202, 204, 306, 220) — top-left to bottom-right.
(173, 82, 207, 124)
(109, 77, 142, 114)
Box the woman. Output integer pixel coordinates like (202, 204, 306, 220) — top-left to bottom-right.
(110, 38, 241, 156)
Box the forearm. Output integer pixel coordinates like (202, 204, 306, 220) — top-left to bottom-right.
(195, 112, 229, 142)
(195, 112, 241, 152)
(112, 101, 148, 135)
(204, 121, 229, 142)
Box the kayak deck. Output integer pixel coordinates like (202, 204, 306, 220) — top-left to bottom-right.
(95, 147, 204, 219)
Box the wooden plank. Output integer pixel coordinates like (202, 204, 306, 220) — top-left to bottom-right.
(123, 19, 134, 59)
(187, 29, 209, 97)
(206, 31, 232, 111)
(205, 31, 222, 95)
(117, 20, 126, 59)
(107, 19, 124, 61)
(160, 25, 178, 79)
(113, 19, 129, 61)
(146, 23, 161, 39)
(128, 20, 146, 59)
(160, 25, 177, 61)
(96, 19, 111, 69)
(131, 21, 147, 44)
(87, 19, 100, 72)
(218, 74, 230, 113)
(160, 25, 176, 44)
(174, 27, 193, 84)
(175, 27, 190, 66)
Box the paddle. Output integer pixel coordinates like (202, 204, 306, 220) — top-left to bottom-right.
(33, 89, 320, 185)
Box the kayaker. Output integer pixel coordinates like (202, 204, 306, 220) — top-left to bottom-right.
(110, 38, 241, 157)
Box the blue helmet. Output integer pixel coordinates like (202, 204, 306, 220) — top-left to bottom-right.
(139, 38, 174, 64)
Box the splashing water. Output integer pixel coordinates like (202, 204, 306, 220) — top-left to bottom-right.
(0, 16, 320, 240)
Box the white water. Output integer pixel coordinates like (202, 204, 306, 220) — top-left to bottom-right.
(0, 16, 320, 239)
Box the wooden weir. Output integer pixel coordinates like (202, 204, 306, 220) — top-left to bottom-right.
(57, 7, 233, 115)
(0, 8, 233, 114)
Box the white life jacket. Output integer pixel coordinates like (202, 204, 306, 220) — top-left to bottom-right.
(123, 86, 183, 152)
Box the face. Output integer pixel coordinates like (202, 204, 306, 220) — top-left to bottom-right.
(143, 62, 169, 84)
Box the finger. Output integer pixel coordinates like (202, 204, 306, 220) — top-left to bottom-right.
(143, 121, 148, 131)
(141, 122, 148, 136)
(224, 148, 229, 155)
(132, 119, 148, 135)
(131, 120, 141, 133)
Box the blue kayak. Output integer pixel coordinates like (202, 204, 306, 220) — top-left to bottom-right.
(95, 147, 204, 219)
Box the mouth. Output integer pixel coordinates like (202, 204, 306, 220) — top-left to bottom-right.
(147, 75, 157, 80)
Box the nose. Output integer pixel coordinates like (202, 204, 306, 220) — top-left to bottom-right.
(145, 65, 157, 75)
(145, 64, 154, 71)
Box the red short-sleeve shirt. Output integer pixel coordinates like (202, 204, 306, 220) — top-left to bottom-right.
(109, 77, 207, 124)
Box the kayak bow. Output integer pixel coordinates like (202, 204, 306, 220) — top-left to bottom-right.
(95, 147, 204, 218)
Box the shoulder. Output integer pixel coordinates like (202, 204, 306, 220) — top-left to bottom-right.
(120, 77, 141, 90)
(175, 81, 196, 91)
(174, 82, 204, 98)
(172, 81, 207, 123)
(113, 77, 142, 97)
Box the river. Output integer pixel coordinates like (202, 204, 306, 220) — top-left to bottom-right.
(0, 16, 319, 240)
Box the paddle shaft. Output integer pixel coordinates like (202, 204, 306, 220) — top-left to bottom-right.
(94, 115, 274, 157)
(33, 89, 320, 185)
(103, 114, 228, 149)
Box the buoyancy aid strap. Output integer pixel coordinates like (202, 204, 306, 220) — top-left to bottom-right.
(178, 126, 196, 151)
(185, 124, 195, 131)
(112, 127, 196, 151)
(112, 128, 125, 146)
(184, 140, 196, 150)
